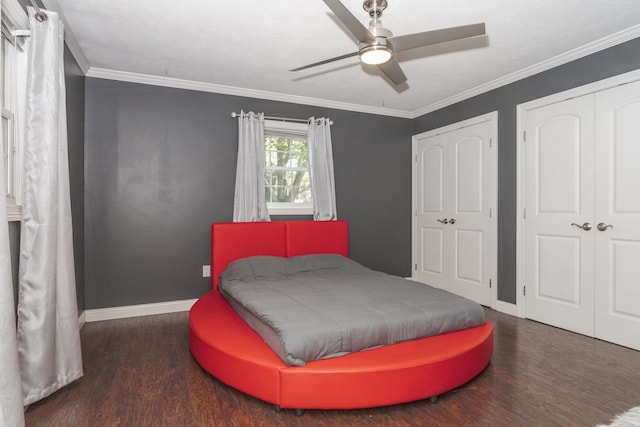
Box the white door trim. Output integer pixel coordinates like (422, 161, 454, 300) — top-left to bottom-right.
(516, 68, 640, 319)
(412, 111, 498, 310)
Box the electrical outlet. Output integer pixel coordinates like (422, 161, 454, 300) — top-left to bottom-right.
(202, 265, 211, 278)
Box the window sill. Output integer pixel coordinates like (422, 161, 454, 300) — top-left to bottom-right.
(268, 204, 313, 216)
(7, 204, 21, 221)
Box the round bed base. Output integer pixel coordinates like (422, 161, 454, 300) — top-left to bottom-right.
(189, 291, 494, 410)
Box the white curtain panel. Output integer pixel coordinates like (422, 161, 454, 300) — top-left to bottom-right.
(233, 111, 270, 222)
(0, 121, 24, 427)
(308, 118, 337, 221)
(17, 8, 82, 406)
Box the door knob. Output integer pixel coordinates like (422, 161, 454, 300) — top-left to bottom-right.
(571, 222, 592, 231)
(449, 218, 456, 224)
(436, 218, 449, 224)
(596, 223, 613, 231)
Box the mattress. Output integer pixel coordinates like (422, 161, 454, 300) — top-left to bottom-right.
(218, 254, 485, 366)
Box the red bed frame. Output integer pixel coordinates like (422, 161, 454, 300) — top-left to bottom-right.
(189, 220, 493, 412)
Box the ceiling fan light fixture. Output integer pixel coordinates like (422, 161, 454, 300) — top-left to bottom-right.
(359, 44, 392, 65)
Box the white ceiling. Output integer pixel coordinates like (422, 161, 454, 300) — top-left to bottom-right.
(45, 0, 640, 117)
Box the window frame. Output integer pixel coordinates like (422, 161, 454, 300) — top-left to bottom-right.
(1, 0, 28, 221)
(264, 119, 313, 216)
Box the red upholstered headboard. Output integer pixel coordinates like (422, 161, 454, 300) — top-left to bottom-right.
(211, 220, 349, 289)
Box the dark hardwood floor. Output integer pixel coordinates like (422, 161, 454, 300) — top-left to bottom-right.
(24, 308, 640, 427)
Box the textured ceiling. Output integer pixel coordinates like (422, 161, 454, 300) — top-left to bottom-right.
(46, 0, 640, 116)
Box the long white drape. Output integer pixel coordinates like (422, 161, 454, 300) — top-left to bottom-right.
(308, 117, 337, 221)
(233, 111, 270, 222)
(0, 125, 24, 427)
(17, 7, 82, 405)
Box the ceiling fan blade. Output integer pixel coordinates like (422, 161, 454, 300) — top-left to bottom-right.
(290, 51, 359, 72)
(389, 23, 486, 53)
(377, 58, 407, 85)
(322, 0, 374, 43)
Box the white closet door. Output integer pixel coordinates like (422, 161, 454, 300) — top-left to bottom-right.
(594, 80, 640, 350)
(416, 134, 448, 290)
(415, 118, 494, 306)
(524, 95, 596, 336)
(448, 122, 494, 305)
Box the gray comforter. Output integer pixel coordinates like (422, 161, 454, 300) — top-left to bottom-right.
(219, 254, 485, 366)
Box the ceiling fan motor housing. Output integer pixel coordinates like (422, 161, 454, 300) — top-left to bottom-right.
(358, 35, 392, 55)
(367, 20, 393, 38)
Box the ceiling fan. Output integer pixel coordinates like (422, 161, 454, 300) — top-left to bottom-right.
(291, 0, 486, 85)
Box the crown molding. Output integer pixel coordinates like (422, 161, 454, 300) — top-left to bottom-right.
(86, 67, 413, 119)
(411, 24, 640, 118)
(42, 0, 90, 73)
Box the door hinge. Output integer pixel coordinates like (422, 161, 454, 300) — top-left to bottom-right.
(523, 208, 527, 219)
(489, 138, 492, 148)
(414, 263, 418, 271)
(523, 131, 527, 142)
(489, 208, 492, 218)
(415, 154, 418, 162)
(523, 285, 526, 296)
(489, 278, 492, 288)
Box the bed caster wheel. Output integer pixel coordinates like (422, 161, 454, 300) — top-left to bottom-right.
(430, 396, 439, 404)
(295, 409, 305, 417)
(273, 405, 281, 413)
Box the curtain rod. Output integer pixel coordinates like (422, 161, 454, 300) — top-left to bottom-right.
(28, 0, 48, 22)
(231, 112, 333, 125)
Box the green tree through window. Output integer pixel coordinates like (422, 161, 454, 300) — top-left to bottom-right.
(264, 135, 311, 204)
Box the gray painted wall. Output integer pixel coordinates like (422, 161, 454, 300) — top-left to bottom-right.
(65, 45, 86, 313)
(84, 78, 412, 309)
(9, 222, 19, 308)
(413, 38, 640, 304)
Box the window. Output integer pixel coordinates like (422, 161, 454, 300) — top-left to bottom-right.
(264, 120, 312, 215)
(1, 0, 28, 221)
(2, 36, 18, 207)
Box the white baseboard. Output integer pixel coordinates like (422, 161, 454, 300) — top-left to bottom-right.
(78, 310, 86, 328)
(84, 298, 198, 322)
(495, 300, 519, 317)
